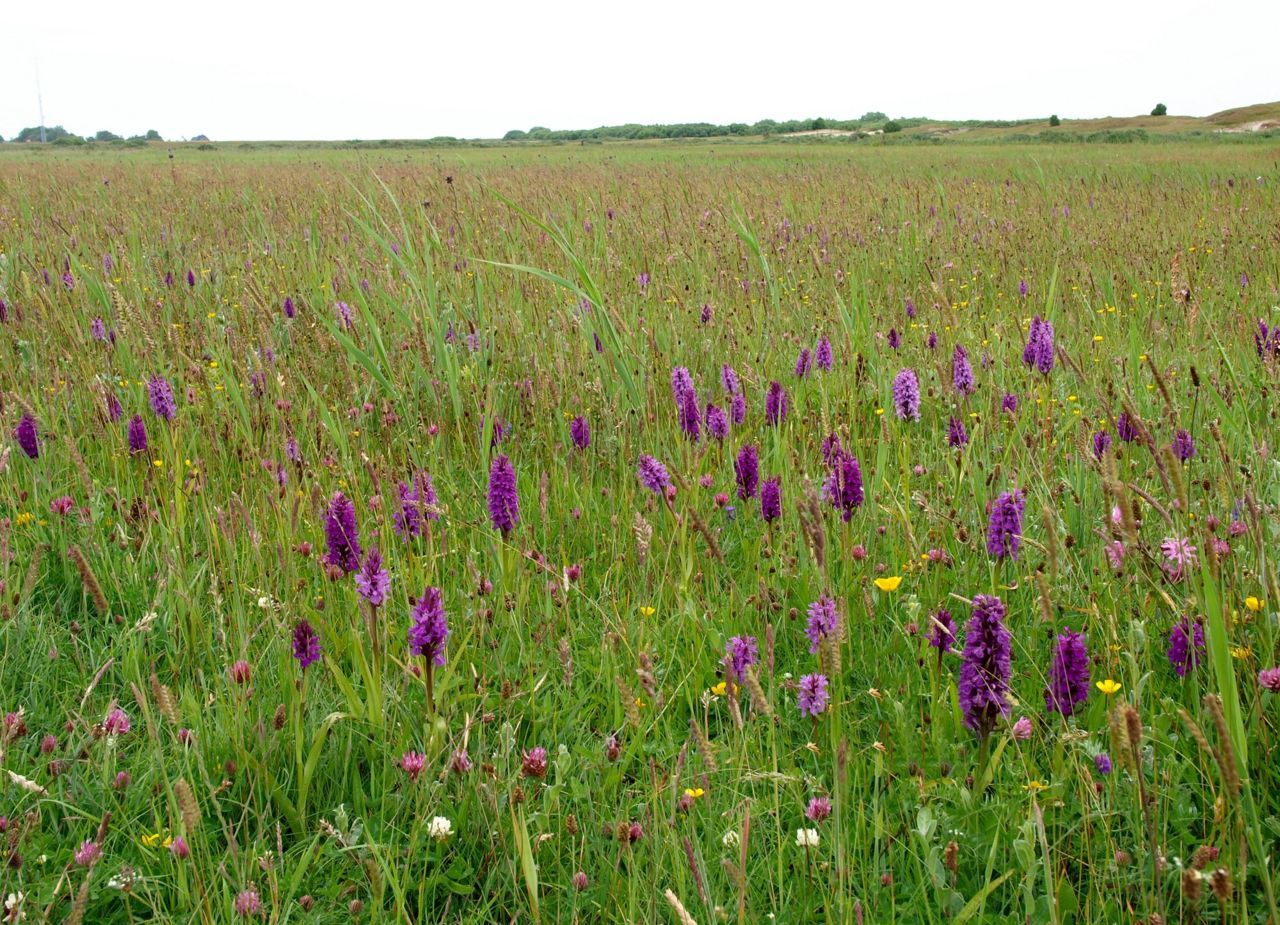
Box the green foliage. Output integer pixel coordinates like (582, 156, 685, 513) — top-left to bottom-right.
(882, 120, 903, 133)
(1151, 103, 1168, 116)
(1049, 114, 1061, 126)
(14, 124, 74, 142)
(0, 142, 1277, 923)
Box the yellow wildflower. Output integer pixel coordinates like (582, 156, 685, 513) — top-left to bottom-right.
(874, 576, 903, 592)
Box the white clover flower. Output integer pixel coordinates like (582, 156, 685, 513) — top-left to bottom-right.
(4, 891, 25, 922)
(721, 829, 739, 849)
(428, 816, 453, 841)
(795, 828, 820, 848)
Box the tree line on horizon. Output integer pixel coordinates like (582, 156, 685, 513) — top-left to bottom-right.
(2, 126, 164, 145)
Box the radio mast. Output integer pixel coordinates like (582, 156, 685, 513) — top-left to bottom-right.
(36, 60, 47, 143)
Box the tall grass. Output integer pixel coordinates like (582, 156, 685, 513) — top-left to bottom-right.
(0, 140, 1278, 922)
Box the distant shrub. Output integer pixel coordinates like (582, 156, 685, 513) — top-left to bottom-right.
(1151, 103, 1167, 116)
(1049, 114, 1061, 126)
(882, 120, 902, 133)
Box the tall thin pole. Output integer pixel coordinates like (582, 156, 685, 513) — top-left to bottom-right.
(36, 60, 46, 143)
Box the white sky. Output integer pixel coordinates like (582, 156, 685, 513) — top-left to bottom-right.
(3, 0, 1276, 141)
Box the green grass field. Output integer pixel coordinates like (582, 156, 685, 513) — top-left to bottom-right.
(1, 139, 1279, 923)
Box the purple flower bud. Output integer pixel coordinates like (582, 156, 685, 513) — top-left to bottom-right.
(488, 455, 520, 534)
(892, 368, 920, 421)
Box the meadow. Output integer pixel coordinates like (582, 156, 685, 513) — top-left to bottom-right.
(0, 139, 1279, 923)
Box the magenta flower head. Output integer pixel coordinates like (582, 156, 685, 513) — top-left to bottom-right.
(1258, 667, 1280, 693)
(986, 490, 1025, 561)
(283, 296, 296, 318)
(14, 413, 39, 459)
(393, 471, 439, 540)
(1116, 412, 1139, 442)
(958, 595, 1012, 739)
(74, 839, 102, 867)
(887, 328, 901, 350)
(1045, 627, 1090, 716)
(522, 746, 549, 779)
(721, 364, 740, 395)
(671, 366, 695, 406)
(815, 337, 833, 371)
(805, 594, 840, 654)
(735, 444, 759, 500)
(806, 795, 832, 822)
(233, 888, 261, 918)
(569, 415, 590, 450)
(408, 587, 449, 665)
(1001, 392, 1019, 414)
(104, 392, 123, 423)
(760, 476, 782, 523)
(186, 269, 196, 288)
(820, 432, 843, 467)
(892, 368, 920, 421)
(400, 750, 426, 781)
(797, 673, 829, 717)
(730, 390, 746, 425)
(127, 414, 148, 454)
(104, 706, 132, 736)
(947, 416, 969, 449)
(1092, 430, 1112, 459)
(679, 386, 702, 442)
(147, 375, 177, 421)
(323, 491, 362, 573)
(823, 452, 864, 522)
(355, 548, 390, 606)
(705, 403, 728, 441)
(928, 609, 956, 652)
(1171, 429, 1195, 462)
(765, 381, 789, 426)
(795, 347, 813, 378)
(952, 344, 975, 394)
(637, 454, 672, 496)
(1167, 616, 1204, 678)
(488, 454, 520, 535)
(292, 619, 322, 670)
(724, 635, 758, 682)
(1022, 316, 1055, 375)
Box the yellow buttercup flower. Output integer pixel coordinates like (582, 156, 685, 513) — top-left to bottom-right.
(709, 682, 727, 697)
(683, 787, 705, 800)
(1245, 596, 1263, 612)
(874, 576, 903, 592)
(639, 606, 655, 618)
(140, 832, 164, 848)
(1025, 779, 1048, 792)
(1096, 679, 1122, 696)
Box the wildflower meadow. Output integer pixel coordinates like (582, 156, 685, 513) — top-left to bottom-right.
(1, 140, 1279, 923)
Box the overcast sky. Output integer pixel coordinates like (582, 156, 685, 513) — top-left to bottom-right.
(3, 0, 1276, 141)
